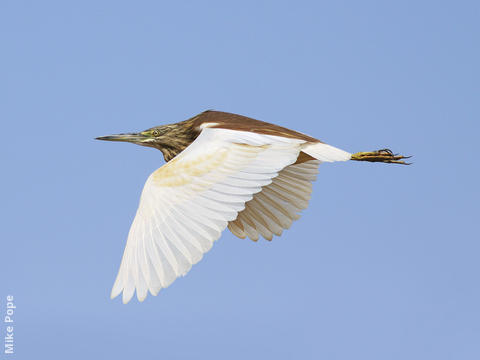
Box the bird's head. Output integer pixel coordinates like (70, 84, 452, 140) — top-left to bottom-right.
(96, 121, 199, 162)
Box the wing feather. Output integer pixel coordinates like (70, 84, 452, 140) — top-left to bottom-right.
(228, 159, 321, 241)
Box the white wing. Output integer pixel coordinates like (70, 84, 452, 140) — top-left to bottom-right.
(228, 159, 321, 241)
(227, 141, 352, 241)
(111, 128, 306, 303)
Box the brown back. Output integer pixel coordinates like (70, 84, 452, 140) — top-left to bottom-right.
(190, 110, 322, 144)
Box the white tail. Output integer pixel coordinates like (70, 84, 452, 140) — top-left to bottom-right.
(302, 142, 351, 162)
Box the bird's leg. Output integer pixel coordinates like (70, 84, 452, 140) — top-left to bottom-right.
(350, 149, 411, 165)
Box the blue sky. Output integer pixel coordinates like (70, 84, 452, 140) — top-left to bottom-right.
(1, 1, 479, 359)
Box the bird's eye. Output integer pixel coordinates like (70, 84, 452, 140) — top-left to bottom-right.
(152, 129, 160, 137)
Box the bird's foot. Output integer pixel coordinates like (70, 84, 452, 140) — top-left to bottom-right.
(351, 149, 411, 165)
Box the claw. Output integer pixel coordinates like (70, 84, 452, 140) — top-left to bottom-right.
(378, 148, 393, 156)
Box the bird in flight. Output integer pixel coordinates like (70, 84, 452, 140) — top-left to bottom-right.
(96, 110, 409, 303)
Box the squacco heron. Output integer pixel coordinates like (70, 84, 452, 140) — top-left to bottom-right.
(96, 110, 409, 303)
